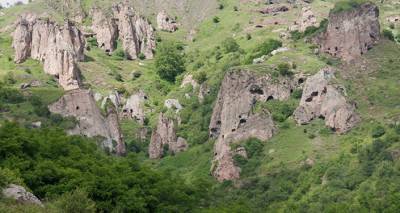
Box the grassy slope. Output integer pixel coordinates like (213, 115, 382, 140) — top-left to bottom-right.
(0, 0, 399, 203)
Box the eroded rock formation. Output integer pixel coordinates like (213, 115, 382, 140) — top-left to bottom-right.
(121, 91, 147, 124)
(111, 3, 156, 59)
(2, 184, 42, 206)
(91, 7, 118, 53)
(157, 10, 178, 32)
(13, 15, 85, 90)
(258, 5, 289, 15)
(293, 68, 359, 133)
(48, 89, 126, 155)
(149, 113, 188, 159)
(313, 2, 380, 62)
(209, 69, 298, 181)
(290, 6, 318, 32)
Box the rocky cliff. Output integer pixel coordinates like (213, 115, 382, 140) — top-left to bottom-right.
(149, 113, 188, 159)
(209, 69, 298, 181)
(91, 7, 119, 53)
(157, 10, 178, 32)
(121, 91, 147, 125)
(13, 15, 85, 90)
(294, 68, 359, 133)
(48, 89, 126, 155)
(313, 2, 380, 62)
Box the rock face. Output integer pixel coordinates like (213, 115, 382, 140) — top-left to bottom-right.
(157, 11, 178, 32)
(290, 6, 318, 32)
(111, 3, 156, 59)
(13, 16, 85, 90)
(121, 91, 147, 124)
(258, 5, 289, 15)
(91, 7, 118, 53)
(293, 68, 359, 133)
(209, 69, 297, 181)
(313, 3, 380, 62)
(2, 184, 42, 206)
(164, 99, 183, 112)
(149, 113, 188, 159)
(48, 89, 126, 155)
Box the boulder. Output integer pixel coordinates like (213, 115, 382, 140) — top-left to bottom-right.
(258, 5, 289, 15)
(293, 68, 360, 133)
(91, 7, 118, 53)
(2, 184, 42, 206)
(149, 113, 188, 159)
(209, 69, 297, 181)
(313, 2, 380, 62)
(164, 99, 183, 112)
(157, 10, 178, 32)
(121, 91, 147, 124)
(180, 74, 199, 89)
(13, 16, 85, 90)
(48, 89, 126, 155)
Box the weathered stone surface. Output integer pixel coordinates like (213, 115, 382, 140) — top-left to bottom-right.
(91, 7, 118, 53)
(157, 10, 178, 32)
(198, 83, 210, 103)
(13, 15, 85, 90)
(210, 69, 297, 181)
(164, 99, 183, 112)
(180, 74, 199, 88)
(293, 68, 360, 133)
(313, 3, 380, 62)
(121, 91, 147, 124)
(48, 89, 126, 155)
(2, 184, 42, 206)
(258, 5, 289, 15)
(112, 3, 156, 60)
(290, 6, 318, 32)
(149, 113, 188, 159)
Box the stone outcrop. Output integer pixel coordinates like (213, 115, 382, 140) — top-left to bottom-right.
(149, 113, 188, 159)
(111, 3, 156, 59)
(210, 69, 298, 181)
(258, 5, 289, 15)
(290, 6, 318, 32)
(48, 89, 126, 155)
(164, 99, 183, 112)
(157, 10, 178, 32)
(2, 184, 42, 206)
(13, 15, 85, 90)
(313, 2, 380, 62)
(121, 91, 147, 124)
(91, 7, 118, 53)
(180, 74, 199, 89)
(293, 68, 359, 133)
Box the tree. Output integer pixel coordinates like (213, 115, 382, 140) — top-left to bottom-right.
(155, 41, 185, 82)
(222, 37, 240, 53)
(52, 189, 96, 213)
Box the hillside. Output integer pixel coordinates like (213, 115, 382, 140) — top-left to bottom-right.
(0, 0, 400, 212)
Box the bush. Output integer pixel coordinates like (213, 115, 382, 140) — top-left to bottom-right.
(138, 53, 146, 60)
(383, 29, 395, 41)
(155, 41, 185, 82)
(277, 63, 293, 76)
(218, 4, 224, 10)
(372, 126, 386, 138)
(221, 37, 240, 53)
(291, 89, 303, 99)
(113, 49, 125, 59)
(87, 37, 98, 47)
(194, 71, 207, 84)
(213, 16, 220, 23)
(53, 189, 96, 213)
(3, 72, 17, 85)
(245, 39, 282, 64)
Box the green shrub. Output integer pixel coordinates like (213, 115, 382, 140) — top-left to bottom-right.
(52, 189, 96, 213)
(372, 126, 386, 138)
(383, 29, 395, 41)
(213, 16, 220, 23)
(87, 37, 98, 47)
(113, 49, 125, 59)
(277, 63, 293, 76)
(291, 89, 303, 99)
(194, 71, 207, 84)
(222, 37, 240, 53)
(245, 39, 282, 64)
(218, 4, 224, 10)
(155, 41, 185, 82)
(138, 53, 146, 60)
(3, 72, 16, 85)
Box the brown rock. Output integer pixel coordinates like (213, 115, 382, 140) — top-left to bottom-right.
(2, 184, 42, 206)
(293, 68, 360, 133)
(121, 91, 147, 124)
(91, 7, 118, 53)
(210, 69, 297, 181)
(157, 10, 178, 32)
(313, 2, 380, 62)
(290, 6, 318, 32)
(149, 113, 188, 159)
(48, 89, 126, 155)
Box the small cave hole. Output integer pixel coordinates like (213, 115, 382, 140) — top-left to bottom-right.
(267, 96, 274, 101)
(76, 106, 80, 110)
(311, 91, 319, 97)
(240, 118, 247, 124)
(335, 47, 338, 51)
(232, 129, 236, 132)
(217, 120, 221, 125)
(130, 109, 133, 113)
(298, 78, 304, 84)
(250, 85, 264, 95)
